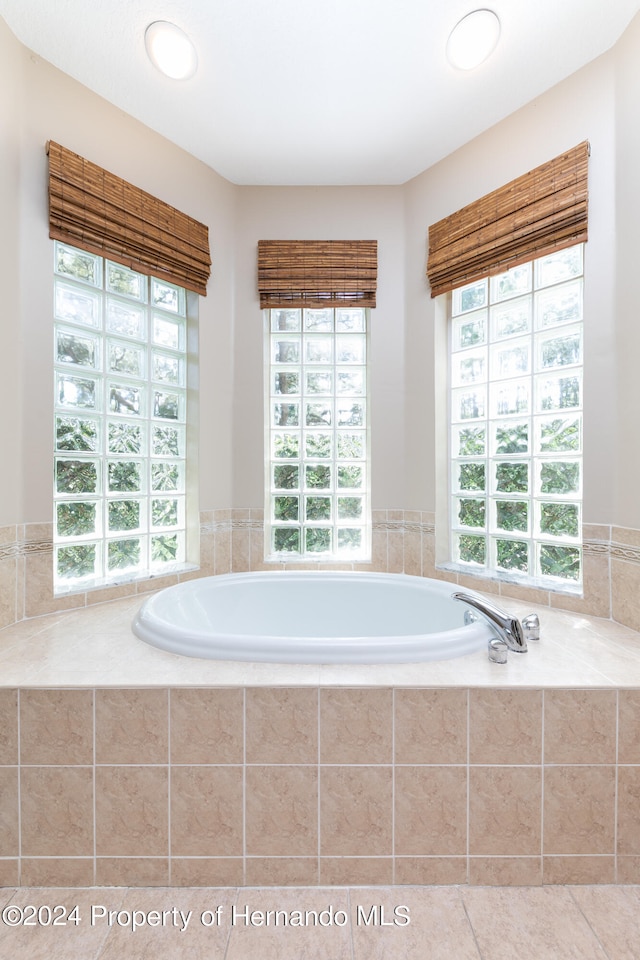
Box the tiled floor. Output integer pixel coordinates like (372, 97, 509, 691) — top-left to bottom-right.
(1, 884, 639, 959)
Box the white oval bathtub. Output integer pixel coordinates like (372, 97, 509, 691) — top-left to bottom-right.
(132, 571, 493, 663)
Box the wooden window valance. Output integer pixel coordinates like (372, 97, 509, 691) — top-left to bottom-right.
(427, 141, 589, 298)
(47, 141, 211, 296)
(258, 240, 377, 309)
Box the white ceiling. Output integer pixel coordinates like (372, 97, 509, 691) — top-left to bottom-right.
(1, 0, 639, 185)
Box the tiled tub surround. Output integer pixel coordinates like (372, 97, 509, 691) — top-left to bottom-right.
(2, 510, 640, 630)
(3, 595, 640, 887)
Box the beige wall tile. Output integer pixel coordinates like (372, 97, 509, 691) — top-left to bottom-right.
(619, 691, 640, 763)
(319, 857, 393, 885)
(371, 528, 388, 571)
(549, 552, 610, 618)
(543, 765, 615, 855)
(20, 689, 93, 765)
(170, 765, 243, 857)
(394, 856, 467, 885)
(497, 581, 551, 606)
(0, 767, 19, 856)
(469, 766, 542, 856)
(388, 531, 404, 573)
(542, 855, 615, 884)
(612, 559, 640, 630)
(246, 687, 317, 763)
(403, 531, 422, 576)
(320, 766, 392, 857)
(21, 766, 93, 857)
(214, 529, 232, 575)
(320, 688, 392, 763)
(544, 689, 616, 764)
(421, 533, 437, 579)
(395, 766, 467, 856)
(457, 574, 501, 598)
(198, 532, 215, 577)
(0, 558, 17, 629)
(395, 688, 467, 764)
(231, 529, 250, 572)
(170, 688, 243, 764)
(135, 573, 179, 596)
(469, 689, 542, 765)
(95, 766, 168, 857)
(616, 856, 640, 883)
(95, 688, 168, 764)
(617, 766, 640, 855)
(86, 581, 137, 605)
(468, 856, 542, 886)
(95, 858, 169, 886)
(245, 765, 318, 857)
(170, 857, 243, 886)
(245, 857, 319, 886)
(0, 689, 18, 765)
(0, 859, 18, 886)
(251, 528, 271, 571)
(23, 551, 84, 618)
(20, 857, 94, 886)
(612, 526, 640, 549)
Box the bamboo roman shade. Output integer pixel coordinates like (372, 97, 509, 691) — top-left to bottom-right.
(258, 240, 377, 309)
(47, 141, 211, 296)
(427, 141, 589, 298)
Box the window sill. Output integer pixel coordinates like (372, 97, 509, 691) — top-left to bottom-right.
(54, 562, 200, 598)
(437, 561, 583, 597)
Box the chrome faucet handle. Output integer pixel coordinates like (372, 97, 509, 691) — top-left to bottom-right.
(522, 614, 540, 641)
(488, 638, 508, 663)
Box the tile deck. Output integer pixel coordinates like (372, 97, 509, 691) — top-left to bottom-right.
(1, 590, 640, 687)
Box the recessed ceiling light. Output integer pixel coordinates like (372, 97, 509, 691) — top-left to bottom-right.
(145, 21, 198, 80)
(446, 9, 501, 71)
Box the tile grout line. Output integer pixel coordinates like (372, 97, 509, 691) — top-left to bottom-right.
(391, 687, 396, 885)
(614, 688, 619, 883)
(457, 886, 486, 960)
(92, 687, 96, 885)
(317, 686, 321, 884)
(167, 687, 172, 886)
(347, 887, 356, 960)
(541, 688, 545, 881)
(242, 686, 246, 886)
(565, 885, 616, 960)
(466, 687, 470, 883)
(16, 689, 21, 886)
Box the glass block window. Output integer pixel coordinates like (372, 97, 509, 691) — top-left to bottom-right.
(53, 241, 189, 591)
(449, 244, 583, 586)
(265, 307, 370, 560)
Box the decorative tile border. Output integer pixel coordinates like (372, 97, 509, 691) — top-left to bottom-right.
(610, 541, 640, 564)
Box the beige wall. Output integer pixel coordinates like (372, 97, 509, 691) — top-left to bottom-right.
(614, 12, 640, 529)
(0, 18, 24, 527)
(2, 11, 640, 540)
(232, 186, 406, 509)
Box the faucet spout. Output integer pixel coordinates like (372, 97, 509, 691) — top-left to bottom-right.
(453, 591, 528, 653)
